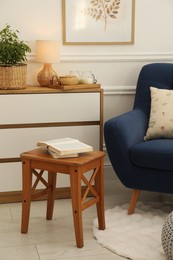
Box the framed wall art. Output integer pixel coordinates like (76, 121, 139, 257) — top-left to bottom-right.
(62, 0, 135, 45)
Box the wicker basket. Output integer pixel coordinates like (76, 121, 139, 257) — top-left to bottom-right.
(59, 75, 79, 85)
(0, 64, 27, 89)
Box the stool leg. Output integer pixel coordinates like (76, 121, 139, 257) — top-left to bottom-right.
(70, 168, 83, 248)
(46, 172, 57, 220)
(21, 159, 32, 234)
(95, 157, 105, 230)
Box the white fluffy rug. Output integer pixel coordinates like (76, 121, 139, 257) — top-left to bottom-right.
(93, 202, 173, 260)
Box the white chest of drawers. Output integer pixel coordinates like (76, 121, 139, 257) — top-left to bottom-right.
(0, 86, 103, 200)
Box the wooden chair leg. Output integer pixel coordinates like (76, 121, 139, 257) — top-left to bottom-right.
(21, 160, 32, 234)
(128, 189, 141, 215)
(70, 167, 83, 248)
(46, 172, 57, 220)
(95, 157, 105, 230)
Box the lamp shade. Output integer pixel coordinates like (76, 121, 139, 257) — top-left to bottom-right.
(35, 40, 60, 63)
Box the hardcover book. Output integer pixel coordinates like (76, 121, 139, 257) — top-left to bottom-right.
(37, 137, 93, 157)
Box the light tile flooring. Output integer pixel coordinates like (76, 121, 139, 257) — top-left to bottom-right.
(0, 168, 172, 260)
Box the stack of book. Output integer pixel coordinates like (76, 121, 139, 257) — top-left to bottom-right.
(37, 137, 93, 158)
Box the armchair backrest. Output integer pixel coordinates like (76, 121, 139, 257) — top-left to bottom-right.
(133, 63, 173, 117)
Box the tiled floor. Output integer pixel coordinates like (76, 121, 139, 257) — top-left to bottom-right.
(0, 167, 172, 260)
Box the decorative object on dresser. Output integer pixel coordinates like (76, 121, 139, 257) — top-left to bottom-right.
(58, 83, 101, 91)
(69, 71, 97, 84)
(80, 71, 97, 84)
(35, 40, 60, 87)
(0, 24, 31, 89)
(58, 75, 79, 85)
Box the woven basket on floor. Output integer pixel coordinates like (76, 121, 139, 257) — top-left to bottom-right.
(0, 64, 27, 89)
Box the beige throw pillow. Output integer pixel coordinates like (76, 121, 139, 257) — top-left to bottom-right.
(144, 87, 173, 141)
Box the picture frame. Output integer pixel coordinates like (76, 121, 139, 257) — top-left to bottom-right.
(62, 0, 135, 45)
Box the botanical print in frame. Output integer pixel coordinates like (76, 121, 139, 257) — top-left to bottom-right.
(62, 0, 135, 45)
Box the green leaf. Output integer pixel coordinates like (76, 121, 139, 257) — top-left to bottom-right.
(0, 24, 31, 65)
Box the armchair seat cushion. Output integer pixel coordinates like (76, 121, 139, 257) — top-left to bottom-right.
(129, 139, 173, 171)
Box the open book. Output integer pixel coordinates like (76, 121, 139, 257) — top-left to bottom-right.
(47, 149, 78, 159)
(37, 137, 93, 157)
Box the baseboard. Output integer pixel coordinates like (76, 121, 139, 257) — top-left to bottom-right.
(0, 186, 92, 204)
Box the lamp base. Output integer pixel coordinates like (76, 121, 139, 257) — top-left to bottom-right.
(37, 63, 58, 87)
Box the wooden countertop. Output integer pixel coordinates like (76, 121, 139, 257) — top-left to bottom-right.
(0, 84, 101, 94)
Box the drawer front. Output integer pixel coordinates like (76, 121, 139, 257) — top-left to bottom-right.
(0, 93, 100, 124)
(0, 126, 100, 158)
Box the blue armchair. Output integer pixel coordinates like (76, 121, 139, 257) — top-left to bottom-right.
(104, 63, 173, 214)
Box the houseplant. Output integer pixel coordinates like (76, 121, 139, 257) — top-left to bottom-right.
(0, 24, 31, 89)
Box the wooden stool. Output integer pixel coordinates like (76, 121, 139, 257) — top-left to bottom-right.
(20, 148, 105, 248)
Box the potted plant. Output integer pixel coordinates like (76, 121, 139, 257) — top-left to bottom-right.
(0, 24, 31, 89)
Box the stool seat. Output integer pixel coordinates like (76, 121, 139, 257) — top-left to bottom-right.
(20, 148, 105, 248)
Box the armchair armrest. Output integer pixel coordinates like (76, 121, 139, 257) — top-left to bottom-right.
(106, 109, 148, 150)
(104, 109, 148, 185)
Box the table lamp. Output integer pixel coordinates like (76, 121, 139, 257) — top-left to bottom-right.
(35, 40, 60, 87)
